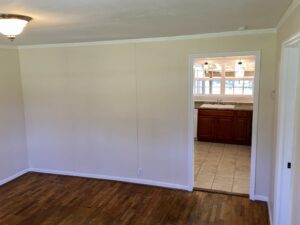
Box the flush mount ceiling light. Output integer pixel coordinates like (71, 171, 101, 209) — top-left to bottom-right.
(0, 14, 32, 41)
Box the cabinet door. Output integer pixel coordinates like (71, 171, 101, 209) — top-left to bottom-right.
(197, 116, 215, 140)
(235, 111, 253, 145)
(234, 117, 249, 143)
(246, 113, 253, 145)
(214, 117, 234, 141)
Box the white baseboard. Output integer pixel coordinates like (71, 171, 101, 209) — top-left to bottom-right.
(254, 195, 272, 225)
(268, 200, 273, 225)
(0, 169, 30, 186)
(254, 194, 268, 202)
(0, 167, 190, 191)
(29, 168, 190, 191)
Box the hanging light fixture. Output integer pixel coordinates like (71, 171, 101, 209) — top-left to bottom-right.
(235, 59, 245, 78)
(203, 61, 209, 77)
(203, 61, 209, 70)
(0, 14, 32, 41)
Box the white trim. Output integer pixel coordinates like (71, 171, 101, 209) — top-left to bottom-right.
(250, 51, 261, 201)
(187, 54, 195, 192)
(273, 32, 300, 225)
(0, 169, 30, 186)
(268, 200, 273, 225)
(277, 0, 300, 30)
(17, 29, 276, 49)
(282, 32, 300, 47)
(0, 45, 18, 49)
(29, 168, 190, 191)
(273, 43, 286, 225)
(254, 194, 273, 225)
(254, 195, 269, 202)
(188, 51, 261, 200)
(254, 195, 273, 225)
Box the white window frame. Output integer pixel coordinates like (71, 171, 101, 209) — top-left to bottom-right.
(193, 56, 255, 103)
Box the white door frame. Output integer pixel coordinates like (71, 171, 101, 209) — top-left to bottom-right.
(187, 51, 261, 200)
(273, 33, 300, 225)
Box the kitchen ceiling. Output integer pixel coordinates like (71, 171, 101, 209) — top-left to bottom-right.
(0, 0, 292, 45)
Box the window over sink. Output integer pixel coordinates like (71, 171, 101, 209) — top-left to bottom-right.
(193, 55, 256, 102)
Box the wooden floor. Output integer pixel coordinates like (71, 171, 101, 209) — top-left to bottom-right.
(0, 173, 269, 225)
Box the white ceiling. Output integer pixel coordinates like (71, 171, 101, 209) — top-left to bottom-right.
(0, 0, 292, 45)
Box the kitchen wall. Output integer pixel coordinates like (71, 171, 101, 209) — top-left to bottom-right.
(271, 1, 300, 224)
(19, 32, 276, 195)
(0, 47, 28, 184)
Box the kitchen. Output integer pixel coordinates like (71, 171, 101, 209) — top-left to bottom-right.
(193, 55, 256, 196)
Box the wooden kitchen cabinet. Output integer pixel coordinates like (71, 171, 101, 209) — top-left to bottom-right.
(197, 116, 214, 139)
(197, 109, 252, 145)
(215, 117, 235, 141)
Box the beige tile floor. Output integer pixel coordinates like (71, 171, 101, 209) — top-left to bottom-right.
(194, 141, 251, 195)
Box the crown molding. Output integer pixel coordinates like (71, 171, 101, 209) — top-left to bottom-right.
(277, 0, 300, 29)
(18, 28, 276, 49)
(0, 45, 18, 49)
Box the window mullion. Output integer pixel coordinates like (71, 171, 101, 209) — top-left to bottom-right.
(221, 62, 225, 96)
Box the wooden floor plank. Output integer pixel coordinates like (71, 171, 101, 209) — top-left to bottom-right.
(0, 172, 269, 225)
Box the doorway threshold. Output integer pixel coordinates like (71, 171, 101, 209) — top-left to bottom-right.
(193, 187, 249, 198)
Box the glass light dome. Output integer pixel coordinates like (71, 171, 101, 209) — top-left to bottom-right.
(0, 14, 32, 41)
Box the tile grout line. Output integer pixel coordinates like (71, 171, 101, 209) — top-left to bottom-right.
(212, 143, 225, 191)
(232, 146, 238, 192)
(194, 142, 251, 194)
(210, 142, 217, 190)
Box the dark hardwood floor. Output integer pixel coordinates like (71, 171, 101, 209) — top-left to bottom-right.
(0, 172, 269, 225)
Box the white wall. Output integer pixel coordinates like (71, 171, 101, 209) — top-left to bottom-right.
(0, 48, 28, 183)
(20, 45, 140, 179)
(19, 32, 276, 193)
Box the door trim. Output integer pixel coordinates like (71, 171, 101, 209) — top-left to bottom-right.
(273, 32, 300, 225)
(187, 51, 261, 200)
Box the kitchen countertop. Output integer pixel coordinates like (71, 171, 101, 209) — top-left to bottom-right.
(194, 102, 253, 111)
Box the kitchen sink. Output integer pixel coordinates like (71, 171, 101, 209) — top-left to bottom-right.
(200, 104, 236, 109)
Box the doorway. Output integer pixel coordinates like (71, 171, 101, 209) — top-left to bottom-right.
(274, 34, 300, 225)
(188, 51, 261, 200)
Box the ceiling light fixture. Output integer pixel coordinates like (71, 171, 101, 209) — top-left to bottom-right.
(203, 61, 209, 70)
(235, 60, 245, 78)
(0, 14, 32, 41)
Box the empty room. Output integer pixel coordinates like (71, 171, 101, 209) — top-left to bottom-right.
(0, 0, 300, 225)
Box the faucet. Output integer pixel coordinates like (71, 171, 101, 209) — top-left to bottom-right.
(216, 98, 223, 105)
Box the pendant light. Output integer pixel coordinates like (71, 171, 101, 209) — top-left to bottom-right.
(235, 59, 245, 78)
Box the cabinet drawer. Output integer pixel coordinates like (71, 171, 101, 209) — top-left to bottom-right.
(198, 109, 235, 117)
(236, 111, 251, 117)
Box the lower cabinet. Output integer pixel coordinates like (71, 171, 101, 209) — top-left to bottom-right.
(197, 109, 252, 145)
(197, 116, 214, 139)
(215, 117, 235, 141)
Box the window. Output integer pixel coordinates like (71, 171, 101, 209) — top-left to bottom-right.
(193, 56, 255, 100)
(193, 63, 222, 95)
(225, 79, 254, 96)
